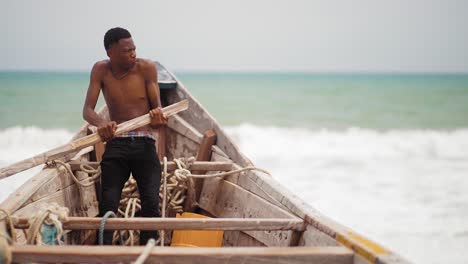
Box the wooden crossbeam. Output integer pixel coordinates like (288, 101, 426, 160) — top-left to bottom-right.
(69, 160, 232, 172)
(13, 217, 306, 231)
(11, 246, 353, 264)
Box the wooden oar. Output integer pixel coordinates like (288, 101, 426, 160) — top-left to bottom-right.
(0, 100, 189, 180)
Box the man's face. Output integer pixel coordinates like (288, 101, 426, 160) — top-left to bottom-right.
(108, 38, 136, 68)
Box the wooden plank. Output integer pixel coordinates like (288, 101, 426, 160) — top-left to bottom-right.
(11, 246, 354, 264)
(69, 160, 232, 172)
(0, 168, 61, 215)
(20, 169, 98, 216)
(23, 172, 97, 219)
(184, 129, 217, 212)
(297, 227, 339, 247)
(223, 231, 266, 247)
(0, 100, 189, 179)
(24, 167, 76, 205)
(167, 114, 203, 144)
(210, 156, 288, 212)
(166, 129, 200, 160)
(94, 142, 105, 162)
(199, 178, 300, 247)
(14, 184, 83, 218)
(13, 217, 305, 231)
(75, 171, 99, 217)
(194, 130, 217, 172)
(87, 128, 105, 162)
(155, 126, 166, 161)
(212, 145, 229, 158)
(0, 222, 12, 264)
(206, 158, 344, 246)
(229, 170, 344, 239)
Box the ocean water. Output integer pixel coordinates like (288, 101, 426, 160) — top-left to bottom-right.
(1, 71, 468, 263)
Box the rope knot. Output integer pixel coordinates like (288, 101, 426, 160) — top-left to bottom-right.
(174, 168, 190, 181)
(27, 202, 69, 245)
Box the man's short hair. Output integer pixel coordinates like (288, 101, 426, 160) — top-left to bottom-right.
(104, 27, 132, 50)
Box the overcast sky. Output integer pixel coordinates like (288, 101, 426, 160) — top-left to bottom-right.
(2, 0, 468, 72)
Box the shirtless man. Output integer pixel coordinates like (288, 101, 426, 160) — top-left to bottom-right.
(83, 27, 167, 245)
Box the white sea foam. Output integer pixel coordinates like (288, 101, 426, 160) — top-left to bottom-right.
(225, 124, 468, 264)
(1, 125, 467, 264)
(0, 126, 73, 202)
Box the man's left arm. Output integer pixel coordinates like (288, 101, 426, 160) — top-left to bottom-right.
(144, 61, 167, 127)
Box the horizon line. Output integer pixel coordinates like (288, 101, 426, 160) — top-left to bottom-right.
(1, 69, 468, 75)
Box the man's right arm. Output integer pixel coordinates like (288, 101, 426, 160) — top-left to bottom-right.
(83, 62, 116, 141)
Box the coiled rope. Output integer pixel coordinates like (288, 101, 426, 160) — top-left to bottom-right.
(47, 156, 269, 246)
(114, 156, 269, 246)
(52, 160, 101, 187)
(160, 157, 270, 215)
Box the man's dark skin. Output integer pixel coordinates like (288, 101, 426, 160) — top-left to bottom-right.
(83, 37, 167, 139)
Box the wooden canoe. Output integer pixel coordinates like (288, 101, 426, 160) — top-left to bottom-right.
(0, 63, 410, 264)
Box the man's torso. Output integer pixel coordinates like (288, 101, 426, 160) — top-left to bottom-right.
(99, 59, 152, 132)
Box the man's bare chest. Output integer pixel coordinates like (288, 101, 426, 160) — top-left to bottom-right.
(102, 74, 147, 101)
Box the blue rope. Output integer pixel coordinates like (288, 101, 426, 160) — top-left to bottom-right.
(99, 211, 124, 245)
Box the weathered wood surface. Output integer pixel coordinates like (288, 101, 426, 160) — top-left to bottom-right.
(194, 130, 217, 175)
(199, 178, 300, 247)
(0, 222, 12, 264)
(166, 128, 200, 160)
(298, 227, 339, 247)
(87, 128, 105, 162)
(168, 114, 204, 144)
(11, 246, 354, 264)
(166, 81, 253, 167)
(223, 230, 266, 247)
(0, 100, 188, 179)
(14, 184, 81, 218)
(0, 168, 62, 215)
(24, 167, 77, 205)
(12, 167, 98, 217)
(75, 171, 99, 217)
(167, 114, 229, 159)
(13, 217, 305, 231)
(155, 126, 166, 160)
(209, 153, 347, 248)
(10, 171, 98, 245)
(184, 129, 217, 212)
(68, 160, 232, 172)
(13, 171, 97, 218)
(10, 183, 84, 245)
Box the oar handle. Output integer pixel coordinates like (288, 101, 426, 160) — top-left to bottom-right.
(0, 100, 189, 180)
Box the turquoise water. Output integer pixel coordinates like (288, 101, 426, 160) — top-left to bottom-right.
(1, 71, 467, 130)
(180, 73, 468, 129)
(1, 71, 468, 264)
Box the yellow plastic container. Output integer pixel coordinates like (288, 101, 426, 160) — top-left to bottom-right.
(170, 212, 224, 247)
